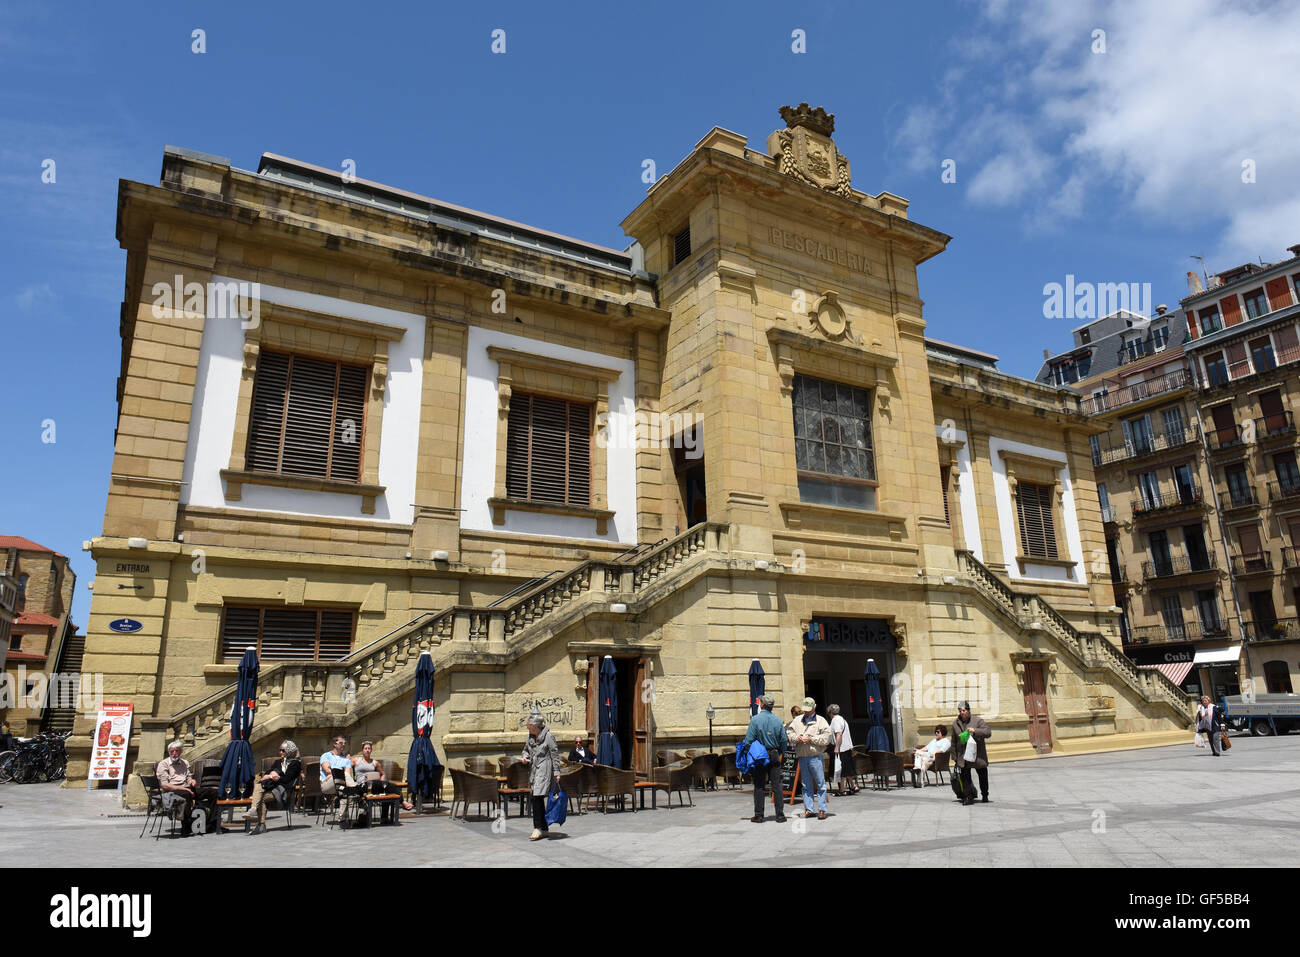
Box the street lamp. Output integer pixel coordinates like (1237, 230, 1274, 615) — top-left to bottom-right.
(705, 704, 716, 753)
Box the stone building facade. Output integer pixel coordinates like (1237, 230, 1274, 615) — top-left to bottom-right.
(1, 536, 77, 734)
(76, 107, 1191, 790)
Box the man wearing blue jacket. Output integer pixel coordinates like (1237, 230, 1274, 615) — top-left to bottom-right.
(741, 694, 788, 824)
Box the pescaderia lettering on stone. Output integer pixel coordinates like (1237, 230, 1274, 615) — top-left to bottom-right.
(766, 225, 872, 275)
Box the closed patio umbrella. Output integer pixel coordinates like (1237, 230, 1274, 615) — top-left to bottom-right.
(407, 651, 441, 805)
(597, 655, 623, 769)
(864, 658, 890, 751)
(218, 646, 258, 799)
(748, 659, 765, 716)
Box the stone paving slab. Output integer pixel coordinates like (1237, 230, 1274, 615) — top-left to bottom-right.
(1, 736, 1297, 867)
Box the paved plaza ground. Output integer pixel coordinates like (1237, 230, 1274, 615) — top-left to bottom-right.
(3, 736, 1298, 868)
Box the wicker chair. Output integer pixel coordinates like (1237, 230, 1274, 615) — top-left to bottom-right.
(925, 749, 951, 786)
(448, 767, 501, 821)
(718, 750, 742, 788)
(499, 755, 526, 775)
(464, 757, 497, 776)
(849, 751, 874, 790)
(688, 753, 720, 790)
(594, 764, 637, 813)
(500, 762, 532, 817)
(868, 750, 903, 790)
(649, 759, 694, 807)
(655, 749, 687, 767)
(556, 764, 587, 814)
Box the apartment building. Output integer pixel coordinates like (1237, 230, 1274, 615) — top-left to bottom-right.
(1, 536, 78, 734)
(77, 107, 1191, 790)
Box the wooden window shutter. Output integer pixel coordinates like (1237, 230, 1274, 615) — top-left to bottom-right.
(1225, 340, 1249, 379)
(1236, 524, 1262, 556)
(1211, 404, 1236, 434)
(673, 226, 691, 265)
(247, 351, 290, 472)
(1265, 277, 1293, 310)
(1016, 483, 1058, 560)
(505, 391, 592, 505)
(246, 350, 366, 481)
(1273, 323, 1299, 360)
(221, 605, 355, 661)
(219, 606, 261, 660)
(1221, 295, 1242, 326)
(1185, 312, 1198, 340)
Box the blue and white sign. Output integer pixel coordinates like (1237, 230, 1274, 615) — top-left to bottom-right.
(108, 618, 143, 634)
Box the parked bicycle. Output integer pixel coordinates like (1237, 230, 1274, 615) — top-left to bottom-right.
(0, 730, 72, 783)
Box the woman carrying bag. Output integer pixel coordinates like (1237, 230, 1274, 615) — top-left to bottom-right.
(521, 713, 561, 840)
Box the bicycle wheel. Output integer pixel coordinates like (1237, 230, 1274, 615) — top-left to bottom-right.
(13, 752, 37, 784)
(0, 751, 15, 783)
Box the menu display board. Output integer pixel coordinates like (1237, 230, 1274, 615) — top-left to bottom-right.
(87, 702, 134, 788)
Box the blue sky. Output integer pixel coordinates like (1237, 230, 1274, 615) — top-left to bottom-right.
(3, 1, 1298, 628)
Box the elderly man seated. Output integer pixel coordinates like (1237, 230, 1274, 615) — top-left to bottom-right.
(155, 740, 217, 836)
(909, 725, 951, 787)
(567, 736, 596, 765)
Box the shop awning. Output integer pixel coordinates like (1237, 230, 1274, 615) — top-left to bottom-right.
(1193, 646, 1242, 665)
(1139, 661, 1195, 685)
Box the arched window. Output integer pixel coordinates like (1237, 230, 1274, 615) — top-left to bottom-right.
(1263, 660, 1293, 695)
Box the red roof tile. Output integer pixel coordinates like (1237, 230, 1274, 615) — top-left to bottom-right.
(14, 611, 59, 627)
(4, 651, 48, 663)
(0, 535, 62, 556)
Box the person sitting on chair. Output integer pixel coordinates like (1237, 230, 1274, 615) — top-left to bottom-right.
(244, 740, 302, 834)
(351, 739, 413, 823)
(567, 736, 596, 765)
(156, 740, 216, 836)
(910, 725, 951, 787)
(319, 735, 352, 795)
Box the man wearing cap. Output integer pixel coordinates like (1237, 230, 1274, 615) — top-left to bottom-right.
(740, 693, 788, 824)
(950, 700, 992, 805)
(787, 696, 833, 820)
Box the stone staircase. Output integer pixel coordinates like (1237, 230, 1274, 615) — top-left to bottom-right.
(167, 523, 729, 759)
(954, 550, 1194, 723)
(41, 630, 86, 733)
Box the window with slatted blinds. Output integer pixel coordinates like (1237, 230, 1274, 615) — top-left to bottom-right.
(1016, 483, 1059, 559)
(940, 466, 951, 524)
(246, 350, 367, 481)
(673, 226, 691, 265)
(505, 392, 591, 506)
(220, 606, 355, 660)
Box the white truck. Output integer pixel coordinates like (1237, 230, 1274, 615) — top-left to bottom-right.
(1220, 693, 1300, 736)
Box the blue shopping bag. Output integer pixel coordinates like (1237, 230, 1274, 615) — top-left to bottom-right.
(545, 784, 568, 826)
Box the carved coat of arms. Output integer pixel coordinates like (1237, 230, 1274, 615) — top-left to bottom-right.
(774, 103, 852, 196)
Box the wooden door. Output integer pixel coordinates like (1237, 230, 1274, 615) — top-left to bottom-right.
(632, 657, 651, 779)
(1023, 662, 1052, 754)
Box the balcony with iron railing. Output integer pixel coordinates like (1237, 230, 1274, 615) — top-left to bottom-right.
(1229, 550, 1274, 577)
(1091, 424, 1201, 468)
(1280, 546, 1300, 570)
(1131, 485, 1207, 521)
(1207, 423, 1249, 456)
(1101, 505, 1118, 524)
(1216, 483, 1259, 512)
(1267, 475, 1300, 504)
(1200, 340, 1300, 394)
(1079, 369, 1195, 416)
(1141, 553, 1218, 582)
(1240, 617, 1299, 642)
(1128, 620, 1230, 645)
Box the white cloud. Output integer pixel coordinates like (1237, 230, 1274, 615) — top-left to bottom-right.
(15, 283, 54, 310)
(896, 0, 1300, 266)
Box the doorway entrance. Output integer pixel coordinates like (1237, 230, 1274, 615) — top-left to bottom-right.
(585, 655, 651, 777)
(674, 438, 706, 529)
(802, 618, 897, 750)
(1021, 661, 1052, 754)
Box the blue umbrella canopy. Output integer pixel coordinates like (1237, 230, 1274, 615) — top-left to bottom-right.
(748, 659, 766, 716)
(864, 658, 890, 751)
(218, 646, 258, 798)
(597, 655, 623, 769)
(408, 651, 441, 801)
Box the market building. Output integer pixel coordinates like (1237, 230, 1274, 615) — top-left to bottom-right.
(75, 106, 1192, 791)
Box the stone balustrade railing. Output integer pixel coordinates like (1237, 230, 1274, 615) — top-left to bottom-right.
(167, 522, 729, 755)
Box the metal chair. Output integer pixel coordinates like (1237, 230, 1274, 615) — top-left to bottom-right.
(138, 774, 172, 839)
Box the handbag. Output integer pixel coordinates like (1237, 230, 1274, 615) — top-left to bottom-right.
(1221, 731, 1232, 751)
(545, 782, 568, 827)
